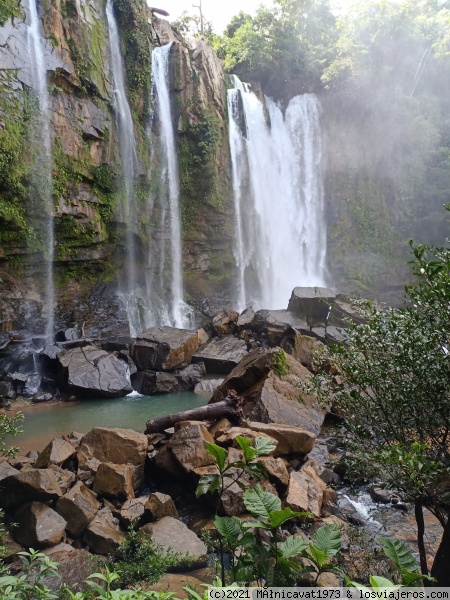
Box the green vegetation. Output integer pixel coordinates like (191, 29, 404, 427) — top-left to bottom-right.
(0, 0, 23, 25)
(307, 227, 450, 585)
(272, 349, 290, 376)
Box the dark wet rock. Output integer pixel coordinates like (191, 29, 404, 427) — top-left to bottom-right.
(83, 507, 126, 554)
(23, 374, 42, 397)
(131, 362, 205, 395)
(41, 546, 94, 593)
(0, 468, 62, 509)
(40, 345, 63, 361)
(58, 345, 132, 398)
(287, 287, 336, 328)
(32, 392, 53, 403)
(13, 502, 67, 549)
(192, 335, 248, 374)
(130, 326, 199, 371)
(0, 380, 16, 401)
(369, 485, 393, 504)
(140, 517, 208, 569)
(35, 439, 77, 468)
(100, 337, 133, 352)
(237, 306, 255, 328)
(55, 328, 79, 342)
(55, 481, 100, 537)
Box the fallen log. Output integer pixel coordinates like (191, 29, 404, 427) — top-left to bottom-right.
(145, 389, 243, 434)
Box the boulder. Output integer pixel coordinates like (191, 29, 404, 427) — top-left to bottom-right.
(246, 422, 316, 456)
(168, 422, 215, 473)
(119, 497, 148, 529)
(286, 465, 327, 518)
(83, 507, 126, 554)
(92, 462, 135, 501)
(286, 333, 322, 371)
(131, 363, 206, 395)
(221, 468, 252, 516)
(0, 461, 19, 482)
(150, 445, 186, 479)
(212, 309, 239, 336)
(58, 346, 132, 398)
(145, 492, 178, 521)
(77, 427, 147, 480)
(369, 485, 392, 504)
(13, 502, 67, 549)
(237, 306, 255, 329)
(32, 393, 53, 403)
(40, 547, 94, 594)
(215, 427, 277, 450)
(257, 456, 289, 488)
(194, 377, 224, 394)
(140, 517, 208, 569)
(192, 336, 248, 374)
(130, 327, 199, 371)
(0, 380, 16, 400)
(35, 438, 77, 468)
(211, 349, 326, 434)
(55, 481, 100, 537)
(287, 287, 336, 327)
(49, 465, 76, 494)
(0, 468, 62, 509)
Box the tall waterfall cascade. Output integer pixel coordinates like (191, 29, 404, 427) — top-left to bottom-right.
(105, 0, 142, 336)
(228, 76, 327, 311)
(26, 0, 54, 339)
(148, 43, 192, 329)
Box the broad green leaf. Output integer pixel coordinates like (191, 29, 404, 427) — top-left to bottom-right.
(304, 545, 328, 568)
(205, 442, 227, 471)
(242, 519, 270, 529)
(379, 537, 420, 573)
(235, 436, 258, 462)
(369, 575, 401, 589)
(313, 524, 342, 557)
(400, 571, 436, 586)
(214, 515, 242, 543)
(195, 473, 220, 498)
(243, 484, 281, 517)
(254, 436, 277, 456)
(268, 507, 309, 529)
(278, 535, 309, 558)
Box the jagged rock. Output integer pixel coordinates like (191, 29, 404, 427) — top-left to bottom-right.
(237, 307, 255, 328)
(40, 345, 64, 361)
(221, 468, 252, 516)
(58, 346, 132, 398)
(287, 287, 336, 327)
(83, 507, 126, 555)
(286, 465, 327, 518)
(0, 468, 62, 509)
(168, 422, 215, 473)
(49, 465, 76, 494)
(13, 502, 67, 549)
(55, 481, 100, 537)
(35, 438, 77, 468)
(55, 328, 79, 342)
(150, 445, 186, 479)
(145, 492, 178, 521)
(192, 336, 248, 374)
(369, 485, 393, 504)
(140, 517, 208, 569)
(258, 456, 289, 488)
(194, 377, 224, 394)
(40, 547, 94, 594)
(211, 349, 326, 434)
(130, 327, 199, 371)
(119, 497, 148, 529)
(131, 363, 205, 395)
(212, 309, 239, 336)
(285, 333, 322, 371)
(0, 461, 19, 482)
(77, 427, 147, 483)
(209, 417, 233, 438)
(216, 427, 277, 450)
(62, 431, 84, 449)
(305, 459, 338, 485)
(197, 328, 209, 345)
(9, 455, 35, 469)
(0, 381, 16, 400)
(92, 462, 135, 501)
(246, 422, 316, 456)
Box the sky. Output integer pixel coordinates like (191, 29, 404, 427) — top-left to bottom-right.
(152, 0, 356, 34)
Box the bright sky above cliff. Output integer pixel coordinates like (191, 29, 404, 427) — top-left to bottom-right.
(153, 0, 358, 34)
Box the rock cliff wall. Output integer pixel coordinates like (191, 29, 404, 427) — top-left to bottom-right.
(0, 0, 235, 335)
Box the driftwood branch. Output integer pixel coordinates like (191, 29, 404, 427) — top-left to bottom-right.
(145, 389, 243, 434)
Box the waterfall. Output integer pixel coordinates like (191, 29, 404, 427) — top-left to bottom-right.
(105, 0, 141, 335)
(26, 0, 54, 339)
(228, 75, 327, 311)
(149, 43, 191, 329)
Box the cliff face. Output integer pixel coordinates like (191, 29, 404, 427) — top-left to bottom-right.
(0, 0, 235, 334)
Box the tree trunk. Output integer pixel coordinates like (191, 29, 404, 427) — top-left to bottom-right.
(431, 510, 450, 586)
(414, 500, 429, 578)
(145, 390, 243, 433)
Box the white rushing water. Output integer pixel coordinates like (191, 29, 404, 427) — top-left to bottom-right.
(106, 0, 141, 335)
(228, 75, 327, 311)
(149, 43, 192, 329)
(26, 0, 54, 339)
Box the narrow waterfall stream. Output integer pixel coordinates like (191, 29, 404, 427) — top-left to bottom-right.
(149, 44, 191, 329)
(228, 76, 327, 311)
(26, 0, 54, 339)
(105, 0, 141, 335)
